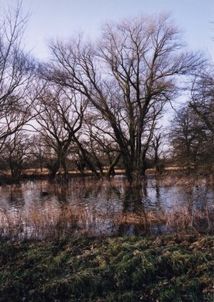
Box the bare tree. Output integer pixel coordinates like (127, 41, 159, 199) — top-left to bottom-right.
(83, 113, 121, 177)
(0, 2, 35, 149)
(169, 106, 208, 172)
(28, 134, 47, 172)
(32, 83, 104, 178)
(150, 132, 164, 172)
(45, 15, 202, 182)
(0, 131, 31, 179)
(190, 73, 214, 134)
(35, 77, 105, 178)
(32, 88, 75, 178)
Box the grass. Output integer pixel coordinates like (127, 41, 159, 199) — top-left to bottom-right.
(0, 234, 213, 301)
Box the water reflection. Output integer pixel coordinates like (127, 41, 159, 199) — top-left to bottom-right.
(118, 183, 148, 236)
(0, 176, 213, 239)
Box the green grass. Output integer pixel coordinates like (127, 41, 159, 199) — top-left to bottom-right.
(0, 234, 213, 301)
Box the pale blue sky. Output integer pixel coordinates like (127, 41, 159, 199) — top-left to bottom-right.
(1, 0, 214, 60)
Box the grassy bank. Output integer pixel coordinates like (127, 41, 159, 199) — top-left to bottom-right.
(0, 235, 213, 302)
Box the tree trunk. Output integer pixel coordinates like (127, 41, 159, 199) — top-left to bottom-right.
(106, 153, 120, 179)
(47, 160, 60, 179)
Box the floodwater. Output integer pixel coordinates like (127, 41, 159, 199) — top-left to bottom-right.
(0, 175, 213, 239)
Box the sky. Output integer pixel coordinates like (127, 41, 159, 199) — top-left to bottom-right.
(0, 0, 214, 61)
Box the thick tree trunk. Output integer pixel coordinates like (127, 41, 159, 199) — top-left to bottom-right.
(47, 160, 60, 179)
(122, 153, 146, 184)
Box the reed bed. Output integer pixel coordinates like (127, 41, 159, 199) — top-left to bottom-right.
(0, 200, 213, 240)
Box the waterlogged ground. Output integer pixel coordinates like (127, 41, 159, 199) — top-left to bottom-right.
(1, 176, 213, 302)
(0, 175, 213, 239)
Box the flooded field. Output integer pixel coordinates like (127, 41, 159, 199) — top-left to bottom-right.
(0, 175, 213, 239)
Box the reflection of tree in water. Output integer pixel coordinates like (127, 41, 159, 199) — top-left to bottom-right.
(168, 177, 213, 234)
(40, 177, 213, 237)
(8, 184, 24, 208)
(66, 178, 103, 200)
(1, 176, 213, 239)
(151, 177, 166, 234)
(38, 178, 101, 203)
(106, 181, 122, 201)
(118, 182, 149, 236)
(54, 184, 68, 203)
(49, 179, 117, 236)
(78, 180, 123, 235)
(188, 179, 212, 233)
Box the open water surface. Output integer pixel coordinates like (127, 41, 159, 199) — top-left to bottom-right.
(0, 175, 213, 239)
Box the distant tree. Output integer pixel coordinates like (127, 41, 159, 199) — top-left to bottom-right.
(188, 72, 214, 169)
(1, 131, 31, 179)
(169, 106, 210, 171)
(150, 132, 165, 172)
(28, 134, 46, 172)
(190, 73, 214, 134)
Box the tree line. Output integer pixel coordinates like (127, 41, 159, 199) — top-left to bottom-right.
(0, 5, 213, 182)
